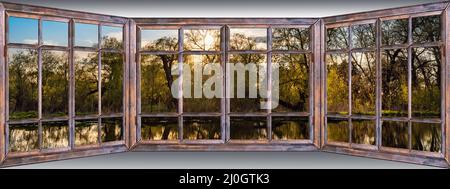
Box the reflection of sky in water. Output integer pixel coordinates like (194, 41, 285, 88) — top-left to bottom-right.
(75, 23, 99, 47)
(8, 16, 38, 44)
(43, 20, 68, 46)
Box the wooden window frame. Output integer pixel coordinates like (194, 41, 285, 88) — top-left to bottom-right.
(0, 1, 449, 167)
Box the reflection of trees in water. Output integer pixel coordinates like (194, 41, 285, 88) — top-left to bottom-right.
(75, 120, 98, 146)
(382, 121, 408, 149)
(327, 118, 349, 142)
(42, 121, 69, 149)
(272, 117, 308, 140)
(351, 120, 375, 145)
(183, 117, 221, 140)
(101, 118, 122, 142)
(230, 118, 267, 140)
(9, 123, 39, 152)
(412, 123, 441, 152)
(141, 117, 178, 140)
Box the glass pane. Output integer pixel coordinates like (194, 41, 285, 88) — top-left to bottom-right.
(141, 117, 178, 140)
(326, 53, 348, 115)
(230, 117, 267, 140)
(412, 122, 441, 152)
(184, 29, 220, 51)
(101, 25, 123, 49)
(183, 117, 221, 140)
(412, 47, 441, 118)
(381, 19, 408, 46)
(42, 50, 69, 118)
(101, 117, 123, 142)
(183, 55, 221, 112)
(141, 29, 178, 51)
(272, 116, 309, 140)
(8, 16, 38, 44)
(351, 119, 375, 145)
(327, 118, 349, 143)
(140, 54, 178, 113)
(42, 121, 69, 149)
(382, 121, 408, 149)
(382, 49, 408, 117)
(326, 27, 348, 50)
(75, 23, 98, 48)
(351, 52, 376, 115)
(42, 20, 68, 46)
(272, 54, 309, 112)
(75, 51, 99, 116)
(229, 54, 267, 113)
(75, 119, 99, 146)
(8, 48, 38, 120)
(101, 52, 123, 114)
(412, 15, 441, 44)
(351, 23, 375, 48)
(272, 28, 310, 50)
(9, 123, 39, 152)
(229, 28, 267, 50)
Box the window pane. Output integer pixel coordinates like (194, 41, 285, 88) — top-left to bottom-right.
(9, 123, 39, 152)
(101, 117, 123, 142)
(412, 47, 441, 118)
(75, 51, 99, 116)
(351, 119, 375, 145)
(183, 117, 221, 140)
(101, 25, 123, 49)
(351, 23, 375, 48)
(141, 29, 178, 51)
(327, 118, 349, 143)
(43, 20, 68, 46)
(230, 28, 267, 50)
(184, 29, 220, 51)
(272, 116, 309, 140)
(272, 28, 310, 50)
(326, 27, 348, 50)
(8, 48, 38, 120)
(75, 119, 99, 146)
(412, 15, 441, 44)
(42, 121, 69, 149)
(382, 121, 408, 149)
(326, 53, 348, 115)
(8, 16, 38, 44)
(351, 52, 376, 115)
(230, 117, 267, 140)
(272, 54, 309, 112)
(101, 52, 123, 114)
(183, 55, 221, 113)
(382, 49, 408, 117)
(412, 122, 441, 152)
(140, 54, 178, 113)
(229, 54, 267, 113)
(141, 117, 178, 140)
(42, 50, 69, 118)
(381, 19, 408, 46)
(75, 23, 98, 48)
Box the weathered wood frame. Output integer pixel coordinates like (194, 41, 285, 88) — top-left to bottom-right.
(0, 2, 129, 167)
(0, 1, 449, 168)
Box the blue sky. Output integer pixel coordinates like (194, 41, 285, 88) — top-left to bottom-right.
(9, 16, 38, 44)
